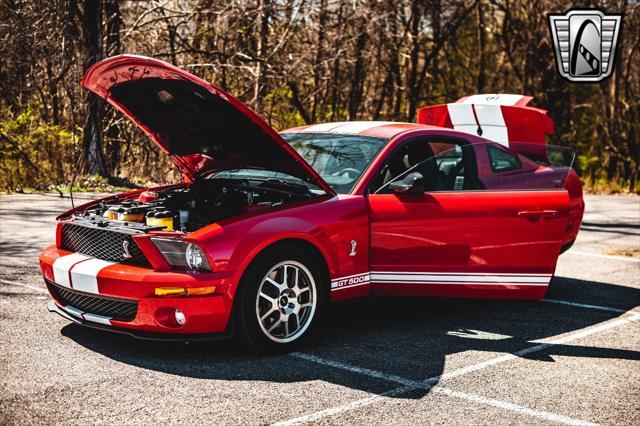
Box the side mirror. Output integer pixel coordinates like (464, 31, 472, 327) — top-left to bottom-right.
(388, 171, 425, 195)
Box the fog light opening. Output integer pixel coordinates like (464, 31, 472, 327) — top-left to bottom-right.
(174, 309, 186, 326)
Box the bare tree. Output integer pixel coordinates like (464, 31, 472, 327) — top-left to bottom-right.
(80, 0, 107, 177)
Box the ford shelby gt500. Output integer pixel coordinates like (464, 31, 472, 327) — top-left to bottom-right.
(39, 55, 584, 351)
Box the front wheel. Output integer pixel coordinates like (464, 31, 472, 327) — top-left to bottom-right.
(236, 245, 326, 352)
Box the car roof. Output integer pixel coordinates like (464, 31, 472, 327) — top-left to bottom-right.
(281, 121, 442, 140)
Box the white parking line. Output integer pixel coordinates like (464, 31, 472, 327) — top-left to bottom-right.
(274, 386, 413, 426)
(280, 308, 639, 425)
(0, 278, 47, 294)
(281, 353, 598, 426)
(542, 298, 628, 314)
(431, 387, 596, 426)
(566, 251, 640, 263)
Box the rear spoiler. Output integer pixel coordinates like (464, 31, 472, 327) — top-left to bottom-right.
(416, 94, 554, 147)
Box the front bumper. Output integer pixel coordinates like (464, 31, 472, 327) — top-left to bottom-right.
(47, 300, 230, 341)
(40, 245, 237, 336)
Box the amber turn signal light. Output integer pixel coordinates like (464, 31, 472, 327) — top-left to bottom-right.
(154, 286, 216, 297)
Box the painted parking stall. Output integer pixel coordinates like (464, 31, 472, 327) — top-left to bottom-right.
(1, 193, 638, 423)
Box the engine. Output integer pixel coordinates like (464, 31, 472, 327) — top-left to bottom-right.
(72, 178, 315, 233)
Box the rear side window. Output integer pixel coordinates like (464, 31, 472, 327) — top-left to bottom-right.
(487, 145, 521, 172)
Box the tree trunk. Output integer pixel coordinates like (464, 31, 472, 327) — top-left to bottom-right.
(330, 2, 345, 121)
(103, 0, 122, 175)
(405, 0, 422, 121)
(348, 20, 368, 120)
(476, 0, 486, 92)
(311, 0, 327, 123)
(253, 0, 271, 113)
(81, 0, 107, 177)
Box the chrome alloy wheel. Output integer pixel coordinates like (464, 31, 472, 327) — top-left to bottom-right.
(255, 261, 317, 343)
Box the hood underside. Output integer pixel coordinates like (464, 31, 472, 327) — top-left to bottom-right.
(83, 55, 334, 194)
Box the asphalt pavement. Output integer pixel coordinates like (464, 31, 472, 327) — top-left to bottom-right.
(0, 192, 638, 425)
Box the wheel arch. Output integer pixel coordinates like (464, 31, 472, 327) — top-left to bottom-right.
(235, 237, 331, 295)
(269, 238, 331, 284)
(229, 237, 332, 337)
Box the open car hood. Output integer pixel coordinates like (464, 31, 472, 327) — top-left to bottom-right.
(83, 55, 334, 194)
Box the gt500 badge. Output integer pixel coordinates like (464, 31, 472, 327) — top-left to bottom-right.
(548, 9, 622, 82)
(331, 272, 370, 290)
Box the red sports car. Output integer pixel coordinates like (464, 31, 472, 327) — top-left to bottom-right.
(39, 55, 584, 351)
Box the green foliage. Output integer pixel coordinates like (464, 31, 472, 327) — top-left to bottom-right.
(0, 0, 637, 193)
(0, 105, 78, 191)
(264, 87, 308, 129)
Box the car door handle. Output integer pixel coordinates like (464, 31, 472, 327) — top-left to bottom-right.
(517, 210, 559, 222)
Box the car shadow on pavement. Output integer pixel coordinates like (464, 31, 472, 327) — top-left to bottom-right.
(61, 276, 640, 399)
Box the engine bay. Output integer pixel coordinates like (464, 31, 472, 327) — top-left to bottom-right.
(69, 177, 318, 233)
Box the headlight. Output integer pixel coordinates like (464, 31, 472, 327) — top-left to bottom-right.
(151, 238, 212, 271)
(186, 243, 205, 270)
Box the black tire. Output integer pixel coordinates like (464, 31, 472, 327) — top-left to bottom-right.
(235, 244, 328, 353)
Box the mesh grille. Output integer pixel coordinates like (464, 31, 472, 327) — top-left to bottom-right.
(61, 222, 148, 266)
(46, 279, 138, 322)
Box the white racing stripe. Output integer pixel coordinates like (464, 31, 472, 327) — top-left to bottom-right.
(371, 272, 551, 284)
(280, 308, 639, 425)
(447, 104, 475, 126)
(474, 104, 508, 145)
(62, 305, 84, 319)
(52, 253, 91, 287)
(298, 122, 343, 132)
(446, 103, 509, 146)
(371, 271, 552, 276)
(459, 94, 525, 106)
(61, 304, 113, 325)
(82, 312, 112, 325)
(331, 121, 396, 134)
(48, 253, 117, 325)
(299, 121, 397, 134)
(69, 258, 115, 294)
(374, 281, 549, 286)
(330, 271, 552, 291)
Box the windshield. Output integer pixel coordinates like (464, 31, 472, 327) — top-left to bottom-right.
(208, 168, 324, 193)
(281, 132, 388, 193)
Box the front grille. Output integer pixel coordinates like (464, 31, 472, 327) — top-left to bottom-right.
(61, 222, 148, 266)
(46, 279, 138, 322)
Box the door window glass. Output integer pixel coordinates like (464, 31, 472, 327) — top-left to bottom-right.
(369, 139, 466, 192)
(487, 145, 521, 172)
(375, 141, 575, 193)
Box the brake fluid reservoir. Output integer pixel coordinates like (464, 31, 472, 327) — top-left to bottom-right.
(145, 210, 157, 227)
(154, 211, 174, 231)
(105, 206, 119, 220)
(120, 207, 144, 222)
